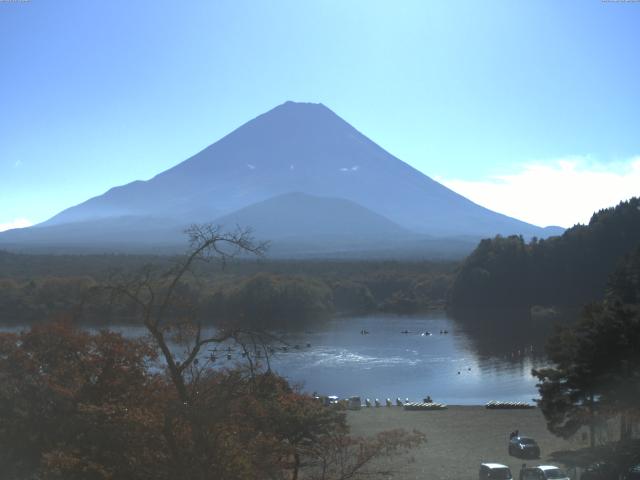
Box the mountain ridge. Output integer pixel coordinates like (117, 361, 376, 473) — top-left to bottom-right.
(1, 101, 564, 256)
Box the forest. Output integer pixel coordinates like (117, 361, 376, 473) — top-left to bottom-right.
(533, 243, 640, 468)
(0, 250, 455, 327)
(449, 197, 640, 311)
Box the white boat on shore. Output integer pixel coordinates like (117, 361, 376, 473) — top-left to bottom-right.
(403, 402, 448, 411)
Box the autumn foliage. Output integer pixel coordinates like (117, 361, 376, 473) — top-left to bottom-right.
(0, 322, 165, 479)
(0, 322, 423, 480)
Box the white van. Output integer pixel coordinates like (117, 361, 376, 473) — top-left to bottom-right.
(480, 463, 513, 480)
(521, 465, 570, 480)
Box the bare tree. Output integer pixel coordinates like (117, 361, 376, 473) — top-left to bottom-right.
(105, 224, 270, 477)
(108, 225, 267, 395)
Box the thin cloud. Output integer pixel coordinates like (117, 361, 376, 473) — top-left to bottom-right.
(0, 218, 33, 232)
(438, 157, 640, 228)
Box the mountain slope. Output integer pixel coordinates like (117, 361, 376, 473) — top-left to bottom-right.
(214, 192, 409, 241)
(0, 193, 407, 250)
(38, 101, 559, 238)
(0, 215, 186, 251)
(0, 193, 477, 258)
(1, 101, 564, 255)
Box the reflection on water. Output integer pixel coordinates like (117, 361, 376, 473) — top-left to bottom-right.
(450, 307, 578, 362)
(1, 312, 562, 405)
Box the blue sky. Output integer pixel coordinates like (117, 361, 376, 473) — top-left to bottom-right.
(1, 0, 639, 230)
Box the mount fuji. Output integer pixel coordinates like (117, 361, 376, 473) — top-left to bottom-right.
(0, 101, 562, 257)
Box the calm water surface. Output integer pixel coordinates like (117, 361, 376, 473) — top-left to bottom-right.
(268, 313, 547, 405)
(2, 313, 548, 405)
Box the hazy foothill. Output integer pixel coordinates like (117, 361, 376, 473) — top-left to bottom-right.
(1, 98, 639, 479)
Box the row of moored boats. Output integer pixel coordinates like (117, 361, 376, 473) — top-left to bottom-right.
(485, 400, 535, 409)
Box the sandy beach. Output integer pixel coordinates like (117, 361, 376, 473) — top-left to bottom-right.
(346, 406, 585, 480)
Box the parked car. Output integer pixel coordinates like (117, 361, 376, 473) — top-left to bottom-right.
(580, 462, 619, 480)
(508, 436, 541, 458)
(480, 463, 513, 480)
(623, 464, 640, 480)
(521, 465, 570, 480)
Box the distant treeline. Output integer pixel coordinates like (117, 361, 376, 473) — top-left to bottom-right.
(0, 255, 455, 326)
(449, 197, 640, 310)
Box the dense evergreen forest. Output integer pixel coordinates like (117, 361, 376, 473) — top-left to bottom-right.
(449, 197, 640, 310)
(0, 253, 455, 327)
(533, 243, 640, 462)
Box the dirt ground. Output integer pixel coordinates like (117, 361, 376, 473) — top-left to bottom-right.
(346, 406, 586, 480)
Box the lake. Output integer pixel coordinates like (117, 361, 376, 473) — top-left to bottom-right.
(1, 312, 550, 405)
(267, 313, 548, 405)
